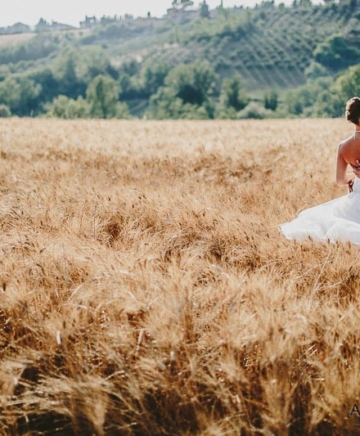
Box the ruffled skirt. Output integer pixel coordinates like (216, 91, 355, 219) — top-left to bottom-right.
(280, 177, 360, 245)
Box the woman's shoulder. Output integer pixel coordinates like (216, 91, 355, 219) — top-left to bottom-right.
(339, 135, 355, 151)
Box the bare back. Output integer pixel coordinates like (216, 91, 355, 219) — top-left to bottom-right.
(336, 131, 360, 186)
(339, 133, 360, 167)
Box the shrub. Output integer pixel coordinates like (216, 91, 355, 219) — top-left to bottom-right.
(45, 95, 90, 119)
(264, 89, 279, 111)
(284, 77, 332, 116)
(0, 103, 11, 117)
(333, 65, 360, 100)
(147, 61, 216, 119)
(0, 76, 41, 116)
(304, 61, 329, 79)
(148, 88, 214, 119)
(237, 101, 271, 119)
(220, 75, 249, 112)
(314, 34, 360, 70)
(311, 90, 343, 117)
(86, 75, 120, 119)
(115, 102, 130, 119)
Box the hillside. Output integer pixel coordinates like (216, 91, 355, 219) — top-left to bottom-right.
(0, 32, 34, 48)
(0, 2, 360, 118)
(100, 4, 360, 91)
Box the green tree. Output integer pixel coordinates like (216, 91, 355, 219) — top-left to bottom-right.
(261, 0, 275, 8)
(285, 77, 333, 116)
(165, 61, 216, 107)
(78, 47, 114, 82)
(53, 48, 85, 99)
(118, 59, 140, 77)
(264, 89, 278, 111)
(148, 88, 212, 119)
(238, 102, 270, 119)
(35, 17, 49, 32)
(311, 65, 360, 117)
(0, 76, 41, 116)
(304, 61, 329, 80)
(299, 0, 312, 6)
(0, 104, 11, 117)
(140, 62, 170, 97)
(0, 34, 56, 65)
(115, 59, 141, 100)
(314, 35, 360, 70)
(172, 0, 194, 10)
(148, 61, 216, 119)
(334, 65, 360, 100)
(350, 0, 358, 9)
(220, 75, 249, 112)
(114, 102, 130, 119)
(311, 90, 343, 117)
(86, 75, 129, 118)
(29, 68, 59, 105)
(200, 1, 210, 18)
(46, 95, 90, 119)
(118, 73, 132, 97)
(0, 66, 10, 81)
(285, 90, 303, 115)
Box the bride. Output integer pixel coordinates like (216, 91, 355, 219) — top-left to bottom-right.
(281, 96, 360, 244)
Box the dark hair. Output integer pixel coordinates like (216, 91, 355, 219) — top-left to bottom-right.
(346, 97, 360, 124)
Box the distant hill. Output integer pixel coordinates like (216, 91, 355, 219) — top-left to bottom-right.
(69, 3, 360, 92)
(0, 1, 359, 118)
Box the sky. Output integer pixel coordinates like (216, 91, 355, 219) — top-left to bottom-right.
(0, 0, 261, 28)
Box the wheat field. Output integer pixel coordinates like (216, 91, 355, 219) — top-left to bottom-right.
(0, 118, 359, 435)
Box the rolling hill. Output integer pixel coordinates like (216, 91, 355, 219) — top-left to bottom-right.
(72, 3, 360, 91)
(0, 1, 359, 117)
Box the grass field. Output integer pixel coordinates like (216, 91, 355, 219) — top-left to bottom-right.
(0, 118, 359, 435)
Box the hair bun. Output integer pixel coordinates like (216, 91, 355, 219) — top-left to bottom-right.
(346, 97, 360, 124)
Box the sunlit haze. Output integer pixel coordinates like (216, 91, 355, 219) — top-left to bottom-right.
(0, 0, 260, 28)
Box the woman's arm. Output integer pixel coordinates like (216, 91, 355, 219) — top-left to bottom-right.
(336, 143, 354, 187)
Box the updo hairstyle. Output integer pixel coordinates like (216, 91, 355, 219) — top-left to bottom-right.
(346, 97, 360, 125)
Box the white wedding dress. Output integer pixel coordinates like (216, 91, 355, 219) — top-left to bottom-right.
(280, 176, 360, 244)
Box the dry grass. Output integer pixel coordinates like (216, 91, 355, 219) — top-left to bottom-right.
(0, 118, 359, 435)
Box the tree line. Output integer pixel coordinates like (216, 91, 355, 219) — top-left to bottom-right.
(1, 45, 360, 120)
(0, 44, 257, 119)
(0, 0, 359, 120)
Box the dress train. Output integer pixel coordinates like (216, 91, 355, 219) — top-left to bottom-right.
(280, 177, 360, 244)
